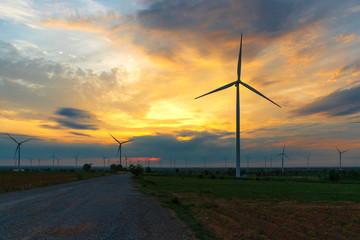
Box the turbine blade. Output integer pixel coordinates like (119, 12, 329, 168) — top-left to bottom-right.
(336, 147, 341, 153)
(284, 154, 290, 159)
(109, 133, 121, 144)
(14, 145, 20, 159)
(20, 138, 33, 144)
(342, 150, 348, 153)
(195, 80, 238, 99)
(283, 145, 286, 153)
(121, 139, 134, 144)
(237, 33, 243, 80)
(5, 133, 19, 144)
(240, 81, 281, 108)
(116, 146, 120, 156)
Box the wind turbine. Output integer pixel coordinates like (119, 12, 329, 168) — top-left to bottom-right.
(246, 155, 250, 172)
(307, 154, 310, 172)
(124, 153, 128, 168)
(277, 145, 289, 174)
(74, 154, 79, 171)
(5, 133, 33, 171)
(51, 152, 60, 171)
(109, 134, 133, 166)
(336, 147, 348, 171)
(195, 34, 281, 178)
(102, 155, 106, 171)
(264, 156, 267, 172)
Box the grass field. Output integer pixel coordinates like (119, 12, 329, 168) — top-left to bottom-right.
(0, 171, 107, 194)
(136, 173, 360, 240)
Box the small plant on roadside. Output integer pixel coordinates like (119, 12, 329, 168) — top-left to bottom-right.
(329, 170, 339, 181)
(130, 164, 143, 177)
(110, 164, 123, 172)
(170, 196, 181, 205)
(82, 163, 92, 172)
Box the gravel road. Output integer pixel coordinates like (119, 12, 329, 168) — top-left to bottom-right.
(0, 174, 194, 240)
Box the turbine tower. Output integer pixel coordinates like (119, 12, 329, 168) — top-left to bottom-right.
(5, 133, 32, 171)
(74, 154, 79, 171)
(195, 34, 281, 178)
(277, 145, 289, 174)
(307, 154, 310, 172)
(109, 134, 133, 166)
(336, 147, 348, 171)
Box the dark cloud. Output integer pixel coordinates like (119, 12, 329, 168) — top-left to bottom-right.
(56, 108, 94, 119)
(52, 108, 98, 130)
(293, 85, 360, 117)
(135, 0, 341, 59)
(69, 132, 92, 137)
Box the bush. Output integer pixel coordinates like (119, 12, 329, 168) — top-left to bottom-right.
(130, 164, 143, 176)
(83, 163, 92, 172)
(110, 164, 123, 172)
(329, 170, 339, 181)
(145, 166, 152, 173)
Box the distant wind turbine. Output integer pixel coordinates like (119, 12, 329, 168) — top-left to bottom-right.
(246, 155, 250, 172)
(195, 34, 281, 178)
(264, 157, 267, 172)
(74, 154, 79, 171)
(51, 152, 60, 171)
(102, 155, 106, 171)
(336, 147, 348, 171)
(277, 145, 289, 174)
(5, 133, 33, 171)
(307, 154, 310, 172)
(109, 134, 133, 166)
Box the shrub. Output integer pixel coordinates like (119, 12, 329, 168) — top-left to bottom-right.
(145, 166, 152, 173)
(83, 163, 92, 172)
(329, 170, 339, 181)
(110, 164, 123, 172)
(130, 164, 143, 176)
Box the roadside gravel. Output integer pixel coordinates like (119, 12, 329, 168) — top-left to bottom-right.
(0, 173, 194, 240)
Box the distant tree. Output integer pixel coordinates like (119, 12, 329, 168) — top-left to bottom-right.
(145, 166, 152, 173)
(130, 164, 143, 176)
(83, 163, 92, 172)
(110, 164, 123, 172)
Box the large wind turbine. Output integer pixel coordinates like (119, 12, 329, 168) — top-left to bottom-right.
(277, 145, 289, 174)
(336, 147, 348, 171)
(109, 134, 133, 166)
(195, 34, 281, 178)
(5, 133, 33, 171)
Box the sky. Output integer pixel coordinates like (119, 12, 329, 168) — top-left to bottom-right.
(1, 0, 360, 169)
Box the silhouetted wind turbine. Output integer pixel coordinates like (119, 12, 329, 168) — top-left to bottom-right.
(336, 147, 348, 171)
(277, 145, 289, 174)
(246, 155, 250, 172)
(195, 34, 281, 178)
(74, 154, 79, 171)
(51, 152, 60, 171)
(5, 133, 33, 171)
(307, 154, 310, 172)
(109, 134, 133, 166)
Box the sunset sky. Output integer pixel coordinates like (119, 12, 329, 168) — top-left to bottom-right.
(1, 0, 360, 168)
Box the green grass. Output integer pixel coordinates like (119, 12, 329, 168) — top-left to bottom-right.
(138, 174, 360, 202)
(135, 173, 360, 239)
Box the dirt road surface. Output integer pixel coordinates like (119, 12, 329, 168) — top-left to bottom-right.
(0, 174, 194, 240)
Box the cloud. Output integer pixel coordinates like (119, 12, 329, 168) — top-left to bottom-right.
(134, 0, 341, 60)
(293, 85, 360, 117)
(334, 34, 357, 43)
(53, 108, 99, 130)
(69, 132, 92, 137)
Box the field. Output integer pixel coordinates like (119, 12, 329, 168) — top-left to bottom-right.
(0, 171, 107, 193)
(136, 172, 360, 240)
